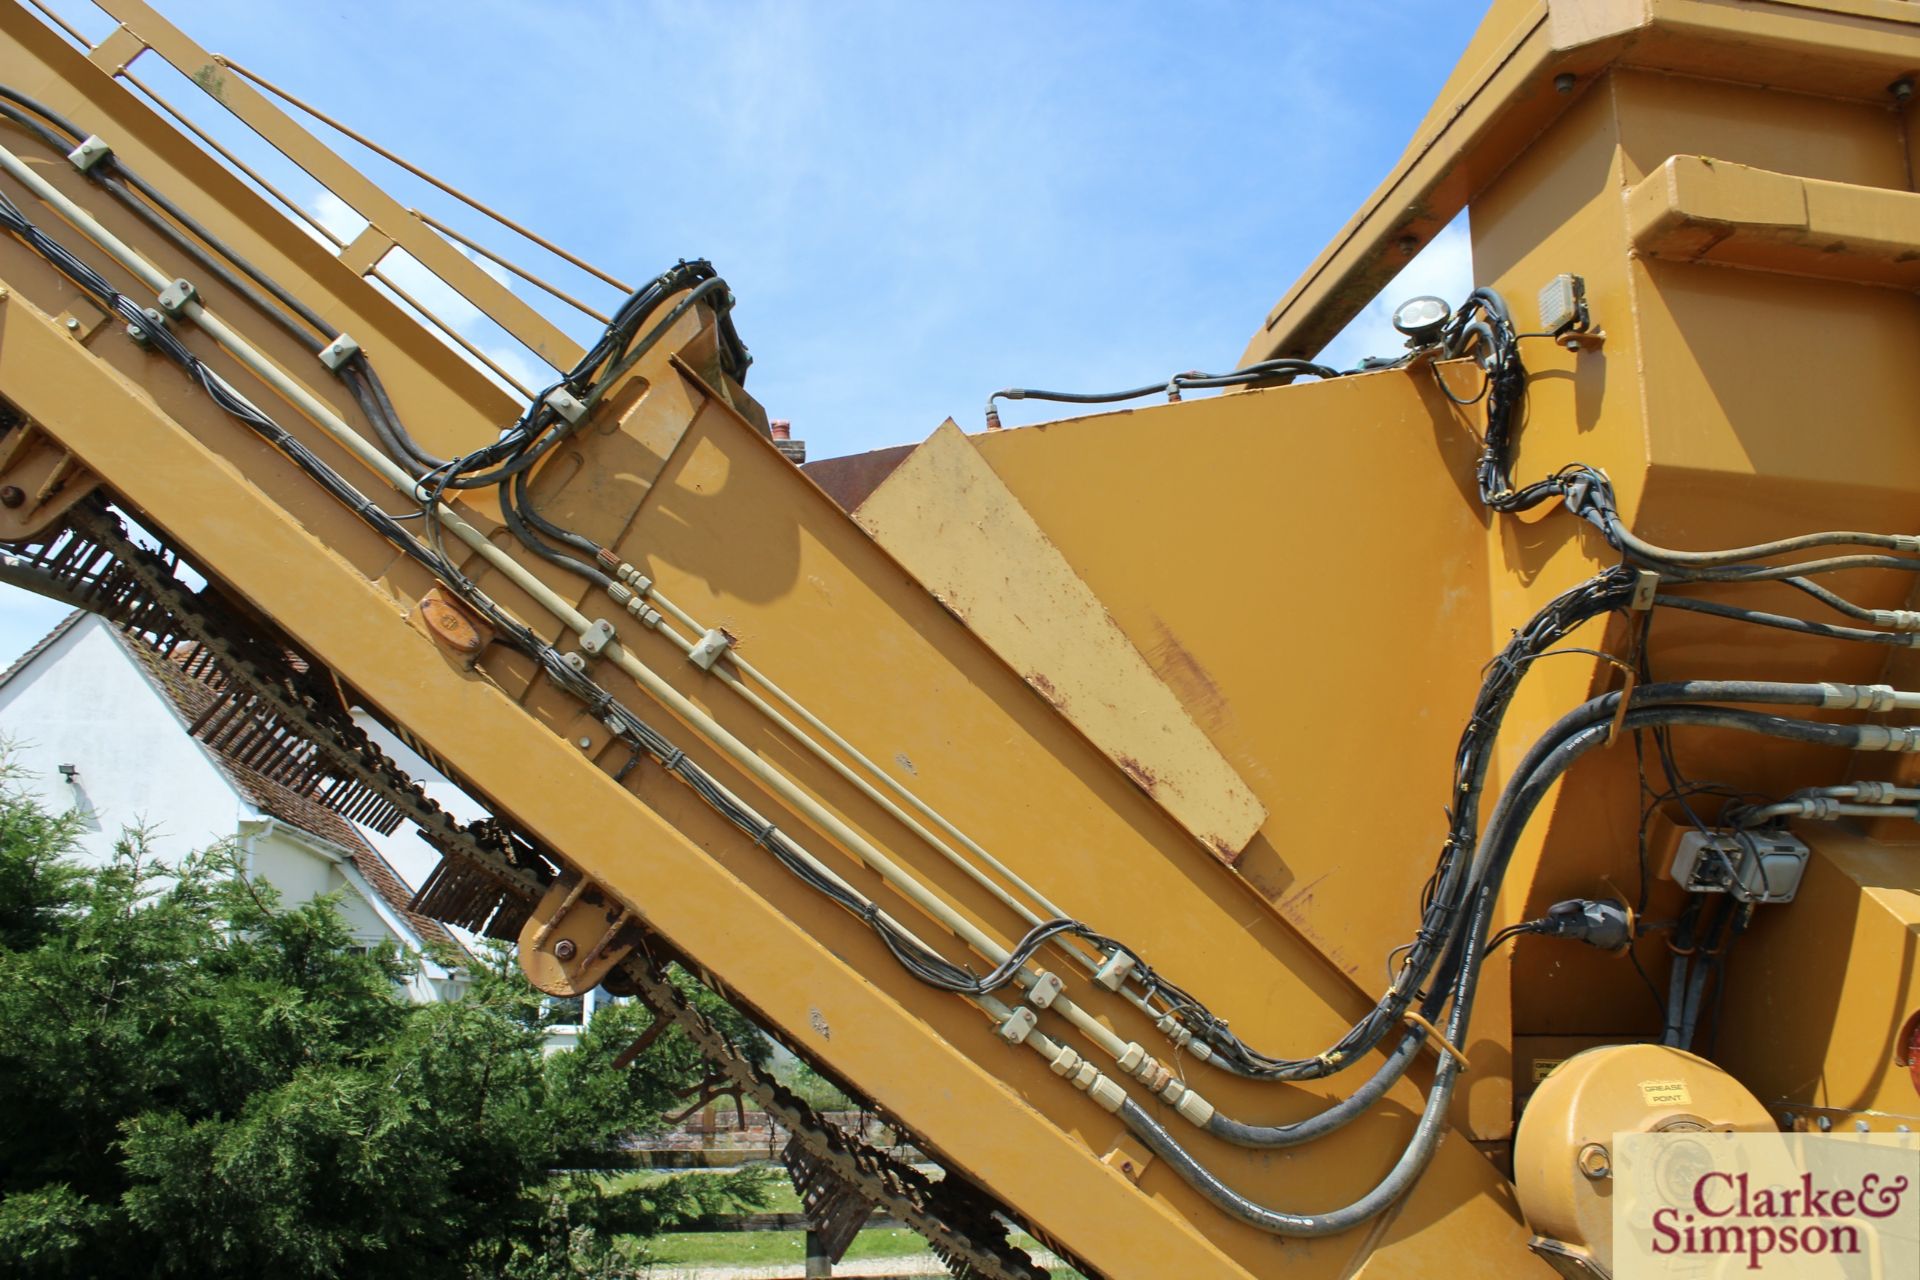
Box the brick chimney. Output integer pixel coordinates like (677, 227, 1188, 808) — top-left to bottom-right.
(769, 419, 806, 465)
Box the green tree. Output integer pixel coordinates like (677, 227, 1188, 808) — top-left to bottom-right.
(0, 779, 768, 1279)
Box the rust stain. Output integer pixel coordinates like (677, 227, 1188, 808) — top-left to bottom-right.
(1115, 753, 1160, 793)
(930, 589, 970, 625)
(1144, 614, 1227, 730)
(1279, 870, 1331, 917)
(1204, 834, 1242, 867)
(1026, 671, 1067, 710)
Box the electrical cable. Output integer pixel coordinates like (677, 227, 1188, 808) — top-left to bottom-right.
(984, 358, 1340, 428)
(18, 141, 1920, 1226)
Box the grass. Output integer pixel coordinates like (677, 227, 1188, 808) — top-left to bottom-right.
(607, 1167, 1087, 1277)
(642, 1227, 930, 1266)
(642, 1227, 1082, 1277)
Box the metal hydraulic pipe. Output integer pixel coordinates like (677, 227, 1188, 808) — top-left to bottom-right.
(0, 140, 1142, 1066)
(631, 591, 1243, 1064)
(637, 593, 1082, 922)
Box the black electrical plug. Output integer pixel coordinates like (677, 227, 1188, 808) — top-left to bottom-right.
(1538, 898, 1634, 952)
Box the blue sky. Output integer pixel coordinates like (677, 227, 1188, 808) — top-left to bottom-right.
(3, 0, 1481, 664)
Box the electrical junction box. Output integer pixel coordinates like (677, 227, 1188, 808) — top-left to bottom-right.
(1669, 829, 1808, 903)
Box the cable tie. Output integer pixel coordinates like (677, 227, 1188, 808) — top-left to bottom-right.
(1403, 1010, 1469, 1070)
(660, 748, 686, 771)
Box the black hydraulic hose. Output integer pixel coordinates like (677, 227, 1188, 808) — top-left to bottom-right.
(1611, 520, 1920, 569)
(984, 359, 1340, 426)
(1653, 553, 1920, 582)
(0, 85, 336, 343)
(357, 362, 445, 474)
(1655, 594, 1916, 646)
(511, 468, 600, 558)
(1196, 679, 1869, 1150)
(1129, 695, 1895, 1231)
(346, 357, 452, 478)
(1204, 1019, 1428, 1150)
(499, 482, 613, 590)
(337, 361, 428, 479)
(583, 275, 733, 411)
(1777, 576, 1892, 624)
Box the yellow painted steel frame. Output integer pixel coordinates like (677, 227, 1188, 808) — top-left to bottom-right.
(5, 1, 1920, 1277)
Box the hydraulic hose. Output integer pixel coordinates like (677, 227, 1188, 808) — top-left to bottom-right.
(1191, 678, 1900, 1150)
(1132, 694, 1898, 1228)
(1612, 521, 1920, 569)
(1656, 594, 1918, 646)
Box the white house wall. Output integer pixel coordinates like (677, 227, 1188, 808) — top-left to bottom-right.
(0, 615, 472, 1005)
(0, 616, 243, 868)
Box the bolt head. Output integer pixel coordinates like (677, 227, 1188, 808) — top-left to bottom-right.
(577, 736, 593, 750)
(1577, 1142, 1612, 1180)
(0, 485, 23, 509)
(1555, 72, 1577, 94)
(554, 938, 577, 961)
(64, 316, 80, 331)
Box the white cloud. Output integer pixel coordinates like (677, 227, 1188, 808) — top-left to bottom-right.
(1315, 216, 1475, 372)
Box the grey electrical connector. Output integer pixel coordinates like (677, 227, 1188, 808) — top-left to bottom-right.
(1670, 829, 1808, 904)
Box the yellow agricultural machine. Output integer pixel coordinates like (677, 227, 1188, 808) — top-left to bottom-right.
(3, 1, 1918, 1275)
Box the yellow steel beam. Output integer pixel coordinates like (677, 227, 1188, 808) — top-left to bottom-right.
(1242, 0, 1920, 366)
(0, 281, 1252, 1280)
(1627, 154, 1920, 288)
(89, 0, 584, 374)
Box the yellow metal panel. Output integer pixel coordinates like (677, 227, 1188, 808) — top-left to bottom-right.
(1242, 0, 1920, 365)
(1715, 826, 1920, 1122)
(854, 420, 1268, 861)
(0, 285, 1256, 1280)
(969, 375, 1496, 999)
(1628, 155, 1920, 288)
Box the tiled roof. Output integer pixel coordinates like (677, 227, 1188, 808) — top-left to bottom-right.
(104, 623, 468, 962)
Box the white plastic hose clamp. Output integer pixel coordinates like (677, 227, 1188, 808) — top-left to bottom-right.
(688, 628, 733, 672)
(67, 135, 111, 172)
(317, 333, 361, 371)
(997, 1007, 1037, 1045)
(543, 387, 588, 424)
(1026, 970, 1063, 1009)
(1093, 950, 1136, 992)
